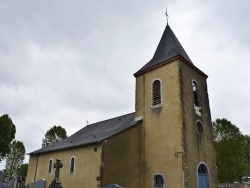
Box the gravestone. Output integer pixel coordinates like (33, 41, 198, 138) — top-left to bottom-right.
(0, 171, 4, 187)
(7, 176, 15, 188)
(49, 158, 63, 188)
(31, 179, 46, 188)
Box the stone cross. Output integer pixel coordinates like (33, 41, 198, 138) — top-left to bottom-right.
(49, 158, 63, 188)
(165, 8, 169, 24)
(53, 158, 63, 182)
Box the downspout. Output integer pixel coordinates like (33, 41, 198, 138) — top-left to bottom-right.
(175, 151, 184, 188)
(34, 154, 38, 182)
(99, 141, 107, 187)
(178, 60, 186, 188)
(142, 74, 146, 188)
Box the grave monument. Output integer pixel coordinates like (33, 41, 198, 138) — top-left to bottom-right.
(0, 171, 4, 188)
(49, 158, 63, 188)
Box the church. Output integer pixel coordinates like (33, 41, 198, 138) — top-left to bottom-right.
(26, 16, 217, 188)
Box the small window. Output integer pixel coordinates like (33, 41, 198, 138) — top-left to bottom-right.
(94, 147, 98, 152)
(192, 80, 200, 107)
(152, 79, 162, 106)
(196, 121, 203, 135)
(70, 156, 75, 174)
(48, 159, 53, 174)
(153, 175, 164, 188)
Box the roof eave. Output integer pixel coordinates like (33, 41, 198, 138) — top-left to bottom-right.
(29, 141, 101, 155)
(134, 55, 208, 78)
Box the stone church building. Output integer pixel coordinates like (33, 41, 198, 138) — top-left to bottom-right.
(26, 21, 217, 188)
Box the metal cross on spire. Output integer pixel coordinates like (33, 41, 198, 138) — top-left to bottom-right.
(165, 8, 169, 24)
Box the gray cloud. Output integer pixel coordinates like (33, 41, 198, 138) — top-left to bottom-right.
(1, 0, 250, 169)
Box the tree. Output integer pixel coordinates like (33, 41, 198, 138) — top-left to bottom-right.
(42, 125, 67, 147)
(19, 163, 29, 177)
(213, 118, 250, 183)
(5, 140, 25, 176)
(243, 135, 250, 175)
(0, 114, 16, 162)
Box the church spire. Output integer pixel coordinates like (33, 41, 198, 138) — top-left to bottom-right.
(134, 19, 192, 76)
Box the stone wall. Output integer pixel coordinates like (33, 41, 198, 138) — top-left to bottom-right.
(135, 60, 184, 187)
(217, 184, 250, 188)
(179, 59, 217, 187)
(101, 124, 141, 187)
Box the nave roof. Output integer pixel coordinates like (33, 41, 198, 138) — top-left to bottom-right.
(30, 112, 141, 155)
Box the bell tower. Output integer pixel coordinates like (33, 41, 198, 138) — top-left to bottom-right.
(134, 21, 216, 187)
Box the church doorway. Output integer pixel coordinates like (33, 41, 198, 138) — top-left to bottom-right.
(198, 164, 209, 188)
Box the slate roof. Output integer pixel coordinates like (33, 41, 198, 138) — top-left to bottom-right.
(135, 24, 192, 76)
(102, 184, 124, 188)
(30, 112, 141, 155)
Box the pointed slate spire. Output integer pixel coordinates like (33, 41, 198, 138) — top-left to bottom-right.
(135, 24, 192, 76)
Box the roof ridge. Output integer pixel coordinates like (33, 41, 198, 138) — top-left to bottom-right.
(97, 117, 138, 141)
(87, 112, 135, 127)
(66, 112, 135, 138)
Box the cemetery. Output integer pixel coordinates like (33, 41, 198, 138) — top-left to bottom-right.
(0, 171, 26, 188)
(1, 158, 121, 188)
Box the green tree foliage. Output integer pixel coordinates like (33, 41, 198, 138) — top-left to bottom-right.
(0, 114, 16, 162)
(42, 125, 68, 147)
(244, 135, 250, 175)
(19, 163, 29, 177)
(213, 118, 250, 183)
(5, 140, 25, 176)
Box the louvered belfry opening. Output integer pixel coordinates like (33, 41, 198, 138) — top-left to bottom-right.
(152, 80, 161, 106)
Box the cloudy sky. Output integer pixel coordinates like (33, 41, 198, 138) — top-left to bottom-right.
(1, 0, 250, 170)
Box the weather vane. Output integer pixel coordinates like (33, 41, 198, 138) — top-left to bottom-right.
(165, 8, 169, 24)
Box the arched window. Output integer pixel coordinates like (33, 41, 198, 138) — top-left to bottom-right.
(192, 80, 200, 107)
(196, 121, 203, 135)
(198, 164, 209, 188)
(152, 79, 162, 106)
(70, 156, 75, 175)
(198, 164, 208, 174)
(48, 158, 53, 174)
(153, 174, 164, 188)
